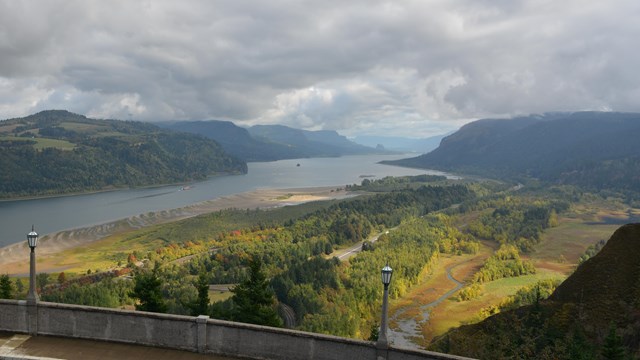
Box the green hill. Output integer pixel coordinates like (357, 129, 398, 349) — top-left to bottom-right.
(387, 112, 640, 192)
(0, 110, 247, 198)
(430, 223, 640, 359)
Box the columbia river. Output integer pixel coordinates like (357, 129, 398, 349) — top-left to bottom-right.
(0, 154, 448, 248)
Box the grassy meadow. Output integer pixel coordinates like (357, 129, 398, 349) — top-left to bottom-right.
(0, 135, 76, 150)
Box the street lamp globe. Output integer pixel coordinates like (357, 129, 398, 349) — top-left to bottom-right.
(381, 264, 393, 287)
(27, 225, 38, 249)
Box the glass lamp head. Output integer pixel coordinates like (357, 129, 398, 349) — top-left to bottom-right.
(27, 225, 38, 249)
(381, 264, 393, 285)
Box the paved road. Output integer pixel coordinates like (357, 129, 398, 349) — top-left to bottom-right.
(336, 229, 392, 261)
(0, 332, 237, 360)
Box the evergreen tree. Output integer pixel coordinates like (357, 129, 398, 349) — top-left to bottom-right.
(231, 258, 282, 327)
(368, 322, 379, 341)
(0, 275, 13, 299)
(36, 272, 50, 293)
(567, 327, 594, 360)
(14, 279, 24, 295)
(190, 271, 210, 316)
(601, 323, 625, 360)
(130, 266, 167, 313)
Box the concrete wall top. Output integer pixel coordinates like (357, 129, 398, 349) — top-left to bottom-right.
(0, 300, 476, 360)
(38, 301, 195, 323)
(205, 316, 373, 345)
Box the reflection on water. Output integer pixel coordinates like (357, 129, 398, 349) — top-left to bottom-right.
(108, 190, 177, 205)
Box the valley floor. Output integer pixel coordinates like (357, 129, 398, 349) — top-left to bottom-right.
(386, 198, 637, 349)
(0, 186, 358, 276)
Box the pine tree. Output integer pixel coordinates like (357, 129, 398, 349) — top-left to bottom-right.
(36, 272, 50, 293)
(0, 275, 13, 299)
(368, 322, 379, 341)
(14, 279, 24, 295)
(190, 271, 210, 316)
(130, 266, 167, 313)
(601, 323, 626, 360)
(231, 258, 282, 327)
(567, 327, 594, 360)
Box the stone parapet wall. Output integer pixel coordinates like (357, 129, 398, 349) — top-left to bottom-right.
(0, 300, 473, 360)
(0, 300, 28, 334)
(36, 301, 198, 351)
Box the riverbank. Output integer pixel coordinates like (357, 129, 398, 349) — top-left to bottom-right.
(0, 186, 359, 275)
(0, 171, 245, 202)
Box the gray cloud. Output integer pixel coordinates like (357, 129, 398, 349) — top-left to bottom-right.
(1, 0, 639, 136)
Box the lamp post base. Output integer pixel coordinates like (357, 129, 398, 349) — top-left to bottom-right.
(376, 338, 389, 349)
(375, 345, 389, 360)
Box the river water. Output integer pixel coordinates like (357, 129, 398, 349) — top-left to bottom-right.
(0, 154, 446, 248)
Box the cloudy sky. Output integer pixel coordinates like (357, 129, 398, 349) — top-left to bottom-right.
(1, 1, 638, 137)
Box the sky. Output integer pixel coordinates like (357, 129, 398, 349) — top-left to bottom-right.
(1, 1, 639, 137)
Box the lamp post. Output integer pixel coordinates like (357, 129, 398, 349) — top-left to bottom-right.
(377, 264, 393, 349)
(26, 225, 39, 304)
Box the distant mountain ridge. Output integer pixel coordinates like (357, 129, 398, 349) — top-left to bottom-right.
(161, 120, 294, 162)
(248, 124, 377, 157)
(0, 110, 246, 198)
(352, 134, 447, 153)
(387, 112, 640, 191)
(164, 121, 381, 161)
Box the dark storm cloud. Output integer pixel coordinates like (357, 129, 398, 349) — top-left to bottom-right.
(1, 0, 638, 136)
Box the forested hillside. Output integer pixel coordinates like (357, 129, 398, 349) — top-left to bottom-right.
(387, 112, 640, 192)
(0, 110, 247, 198)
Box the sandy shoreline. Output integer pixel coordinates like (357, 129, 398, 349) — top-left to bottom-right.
(0, 186, 359, 275)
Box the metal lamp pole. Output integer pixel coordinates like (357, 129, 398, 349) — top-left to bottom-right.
(26, 225, 39, 304)
(377, 264, 393, 349)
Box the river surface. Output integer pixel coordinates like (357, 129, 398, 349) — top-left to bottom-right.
(0, 154, 448, 248)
